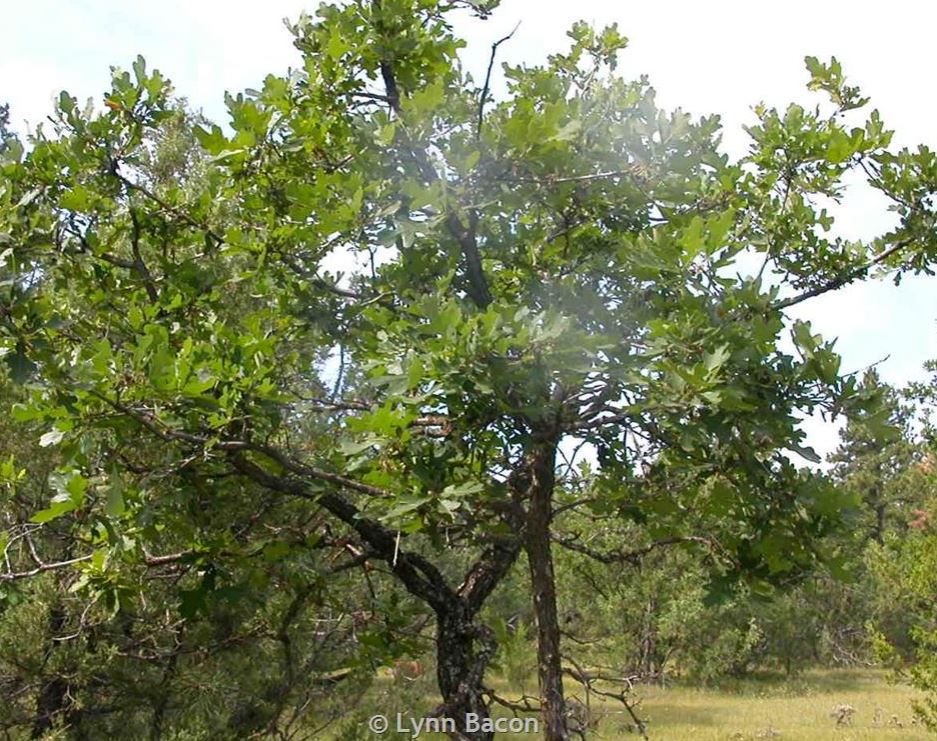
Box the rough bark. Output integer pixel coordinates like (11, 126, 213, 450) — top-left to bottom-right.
(524, 440, 570, 741)
(436, 609, 496, 741)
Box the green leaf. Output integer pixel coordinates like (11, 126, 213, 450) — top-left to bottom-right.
(339, 439, 375, 456)
(4, 349, 35, 384)
(703, 345, 730, 374)
(15, 188, 41, 208)
(381, 497, 427, 522)
(325, 31, 349, 60)
(263, 541, 291, 561)
(441, 481, 484, 498)
(554, 119, 581, 142)
(179, 587, 206, 619)
(789, 443, 821, 464)
(104, 479, 125, 517)
(827, 127, 853, 164)
(30, 498, 78, 524)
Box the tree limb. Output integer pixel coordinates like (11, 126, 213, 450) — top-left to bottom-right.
(772, 237, 912, 311)
(552, 534, 718, 566)
(229, 453, 459, 615)
(372, 21, 493, 308)
(477, 23, 520, 139)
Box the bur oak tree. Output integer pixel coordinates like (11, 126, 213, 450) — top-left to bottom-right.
(2, 2, 937, 739)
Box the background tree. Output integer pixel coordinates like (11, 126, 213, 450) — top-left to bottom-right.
(0, 103, 389, 741)
(0, 105, 18, 157)
(865, 361, 937, 731)
(830, 370, 918, 544)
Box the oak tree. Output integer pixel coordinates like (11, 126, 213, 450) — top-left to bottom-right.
(2, 2, 937, 738)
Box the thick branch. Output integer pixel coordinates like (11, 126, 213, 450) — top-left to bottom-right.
(445, 211, 492, 308)
(88, 392, 395, 501)
(246, 442, 396, 500)
(458, 536, 521, 614)
(230, 454, 458, 614)
(128, 207, 159, 303)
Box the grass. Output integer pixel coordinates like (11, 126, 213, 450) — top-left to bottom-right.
(630, 669, 930, 740)
(338, 669, 932, 740)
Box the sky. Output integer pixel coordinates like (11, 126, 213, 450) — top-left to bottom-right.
(3, 0, 936, 459)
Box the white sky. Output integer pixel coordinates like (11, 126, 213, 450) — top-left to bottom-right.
(3, 0, 936, 458)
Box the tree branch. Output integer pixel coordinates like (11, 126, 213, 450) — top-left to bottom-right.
(372, 21, 493, 309)
(458, 536, 521, 614)
(229, 453, 458, 614)
(129, 206, 159, 303)
(113, 170, 223, 246)
(477, 23, 520, 139)
(0, 550, 196, 583)
(552, 534, 717, 566)
(0, 554, 93, 582)
(772, 237, 912, 311)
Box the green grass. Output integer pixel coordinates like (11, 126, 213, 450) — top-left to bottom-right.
(336, 669, 932, 740)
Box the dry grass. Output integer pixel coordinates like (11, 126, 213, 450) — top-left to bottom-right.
(344, 669, 932, 740)
(627, 669, 930, 740)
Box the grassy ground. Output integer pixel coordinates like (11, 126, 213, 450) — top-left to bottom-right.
(629, 669, 929, 740)
(341, 669, 931, 740)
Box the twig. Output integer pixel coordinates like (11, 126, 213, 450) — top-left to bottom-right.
(477, 23, 520, 139)
(114, 170, 223, 245)
(0, 554, 93, 582)
(772, 237, 913, 311)
(482, 688, 541, 714)
(503, 169, 634, 185)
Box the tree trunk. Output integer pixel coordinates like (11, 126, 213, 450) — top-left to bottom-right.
(524, 441, 569, 741)
(436, 609, 495, 741)
(32, 605, 70, 740)
(150, 651, 179, 740)
(32, 677, 68, 740)
(873, 501, 886, 544)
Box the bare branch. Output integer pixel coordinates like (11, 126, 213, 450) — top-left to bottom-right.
(477, 23, 520, 139)
(553, 534, 718, 566)
(0, 554, 93, 582)
(502, 169, 635, 185)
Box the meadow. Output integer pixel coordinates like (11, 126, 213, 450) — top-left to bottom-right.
(343, 670, 931, 740)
